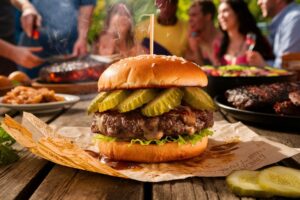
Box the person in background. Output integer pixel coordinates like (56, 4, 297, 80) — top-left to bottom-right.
(0, 39, 43, 71)
(217, 0, 273, 66)
(0, 0, 18, 75)
(95, 3, 143, 57)
(10, 0, 95, 78)
(135, 0, 187, 57)
(248, 0, 300, 68)
(185, 0, 223, 66)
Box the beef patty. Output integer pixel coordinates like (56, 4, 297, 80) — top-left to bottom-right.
(91, 106, 213, 141)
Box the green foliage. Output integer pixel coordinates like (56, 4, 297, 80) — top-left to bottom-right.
(177, 0, 192, 21)
(0, 127, 19, 165)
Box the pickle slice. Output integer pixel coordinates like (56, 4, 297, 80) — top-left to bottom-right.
(98, 90, 130, 112)
(141, 88, 183, 117)
(87, 92, 108, 114)
(183, 87, 216, 111)
(118, 89, 157, 113)
(258, 166, 300, 198)
(226, 170, 273, 198)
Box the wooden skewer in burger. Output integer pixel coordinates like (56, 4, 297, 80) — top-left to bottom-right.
(87, 54, 215, 163)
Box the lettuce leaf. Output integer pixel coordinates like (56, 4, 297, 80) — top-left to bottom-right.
(0, 127, 15, 144)
(0, 144, 19, 165)
(94, 129, 213, 146)
(94, 134, 116, 142)
(0, 127, 19, 165)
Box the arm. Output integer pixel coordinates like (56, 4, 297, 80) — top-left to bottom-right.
(246, 51, 269, 67)
(0, 40, 43, 68)
(10, 0, 31, 10)
(184, 32, 205, 65)
(10, 0, 41, 38)
(72, 5, 94, 56)
(184, 45, 205, 65)
(274, 17, 300, 67)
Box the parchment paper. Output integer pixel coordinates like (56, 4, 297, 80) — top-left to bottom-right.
(1, 112, 299, 182)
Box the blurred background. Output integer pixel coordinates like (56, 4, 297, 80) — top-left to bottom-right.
(87, 0, 300, 43)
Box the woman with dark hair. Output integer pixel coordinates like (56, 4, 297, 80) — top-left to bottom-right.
(217, 0, 274, 65)
(95, 3, 143, 57)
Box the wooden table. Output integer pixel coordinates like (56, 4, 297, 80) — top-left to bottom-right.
(0, 99, 299, 200)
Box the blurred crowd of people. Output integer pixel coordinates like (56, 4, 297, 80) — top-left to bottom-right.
(1, 0, 300, 78)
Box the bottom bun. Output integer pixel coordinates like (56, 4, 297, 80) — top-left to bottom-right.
(98, 136, 208, 163)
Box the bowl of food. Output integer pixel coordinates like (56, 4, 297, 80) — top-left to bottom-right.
(202, 65, 297, 97)
(88, 55, 215, 163)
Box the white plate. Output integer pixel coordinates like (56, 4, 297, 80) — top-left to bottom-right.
(0, 94, 80, 113)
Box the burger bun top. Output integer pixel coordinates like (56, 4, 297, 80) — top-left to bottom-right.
(98, 55, 207, 91)
(8, 71, 31, 85)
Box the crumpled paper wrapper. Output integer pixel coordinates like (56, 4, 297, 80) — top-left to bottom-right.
(1, 112, 299, 182)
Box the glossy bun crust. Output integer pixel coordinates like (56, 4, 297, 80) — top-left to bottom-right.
(8, 71, 31, 85)
(98, 137, 208, 163)
(98, 55, 207, 91)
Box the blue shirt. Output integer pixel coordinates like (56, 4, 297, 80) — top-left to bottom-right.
(18, 0, 96, 78)
(268, 2, 300, 68)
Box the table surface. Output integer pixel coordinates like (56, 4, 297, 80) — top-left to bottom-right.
(0, 98, 299, 200)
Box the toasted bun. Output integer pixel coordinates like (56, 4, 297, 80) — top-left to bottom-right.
(8, 71, 31, 85)
(0, 75, 13, 88)
(98, 136, 208, 163)
(98, 55, 207, 91)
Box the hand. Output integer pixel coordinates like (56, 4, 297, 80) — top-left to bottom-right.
(188, 32, 202, 52)
(246, 51, 267, 67)
(21, 6, 42, 38)
(72, 38, 88, 57)
(13, 46, 44, 68)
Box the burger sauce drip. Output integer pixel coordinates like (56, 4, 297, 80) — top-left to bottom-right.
(100, 156, 142, 170)
(85, 150, 142, 170)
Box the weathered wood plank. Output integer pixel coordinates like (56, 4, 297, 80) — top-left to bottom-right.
(49, 100, 92, 128)
(30, 165, 143, 200)
(0, 107, 73, 200)
(153, 178, 211, 200)
(152, 177, 240, 200)
(0, 152, 49, 200)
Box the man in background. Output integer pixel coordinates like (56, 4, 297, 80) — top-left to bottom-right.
(135, 0, 187, 57)
(247, 0, 300, 68)
(185, 0, 222, 65)
(11, 0, 95, 78)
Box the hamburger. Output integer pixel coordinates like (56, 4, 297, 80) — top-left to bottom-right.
(88, 55, 215, 163)
(8, 71, 31, 86)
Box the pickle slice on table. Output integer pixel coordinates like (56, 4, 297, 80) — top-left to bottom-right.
(118, 89, 157, 113)
(142, 88, 183, 117)
(258, 166, 300, 198)
(87, 92, 108, 114)
(98, 90, 130, 112)
(226, 170, 273, 198)
(183, 87, 216, 111)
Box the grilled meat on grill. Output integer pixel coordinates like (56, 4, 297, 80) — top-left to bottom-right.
(225, 82, 300, 110)
(289, 91, 300, 106)
(274, 100, 300, 115)
(91, 106, 213, 141)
